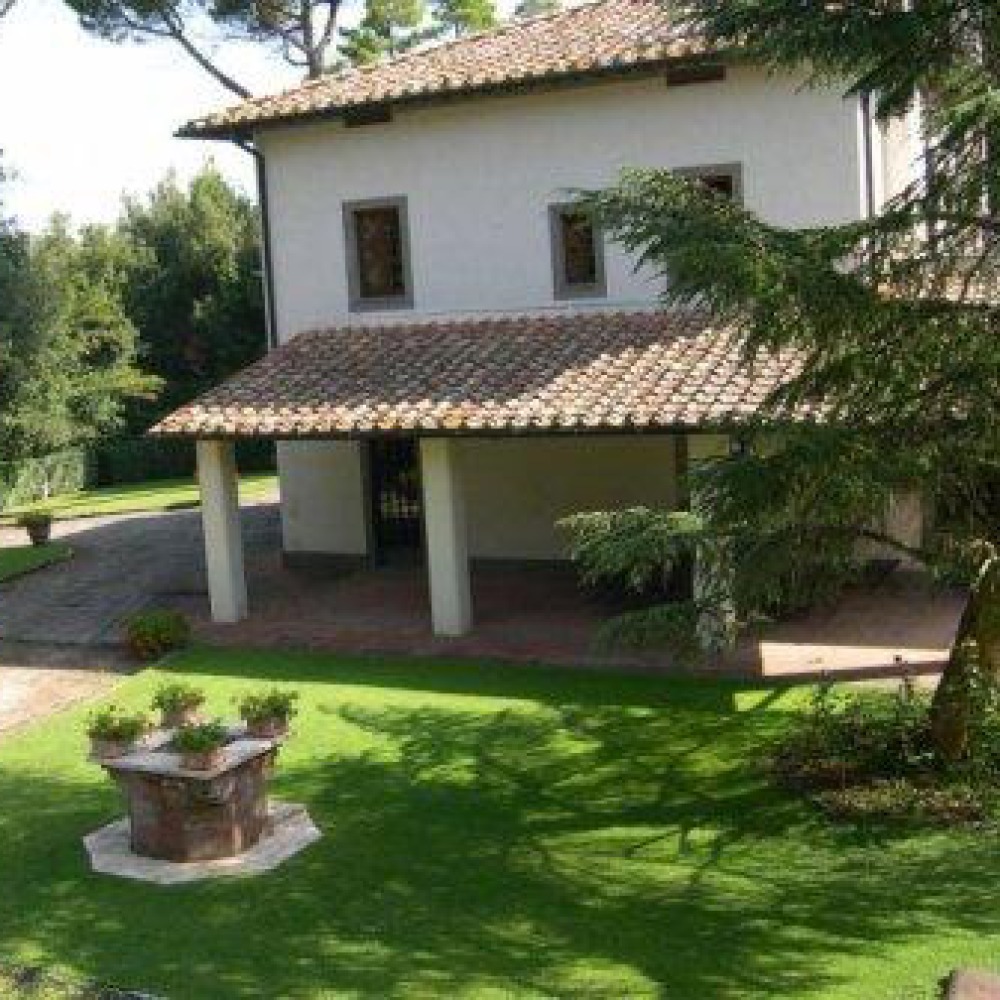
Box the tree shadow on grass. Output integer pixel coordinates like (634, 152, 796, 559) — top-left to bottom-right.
(0, 680, 996, 998)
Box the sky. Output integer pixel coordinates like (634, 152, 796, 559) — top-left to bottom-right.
(0, 0, 301, 231)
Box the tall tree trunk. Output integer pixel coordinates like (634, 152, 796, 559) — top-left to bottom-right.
(930, 552, 1000, 761)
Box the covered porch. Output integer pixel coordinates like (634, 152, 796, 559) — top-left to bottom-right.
(151, 310, 964, 678)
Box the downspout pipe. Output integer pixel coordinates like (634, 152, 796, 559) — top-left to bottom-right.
(235, 138, 279, 351)
(860, 91, 876, 219)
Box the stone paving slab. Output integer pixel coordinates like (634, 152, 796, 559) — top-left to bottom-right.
(84, 802, 321, 884)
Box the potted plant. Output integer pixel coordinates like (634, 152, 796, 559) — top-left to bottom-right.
(15, 512, 52, 547)
(151, 682, 205, 729)
(238, 689, 299, 739)
(173, 720, 229, 771)
(86, 706, 149, 759)
(125, 609, 191, 661)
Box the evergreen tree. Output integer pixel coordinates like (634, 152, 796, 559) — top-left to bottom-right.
(117, 166, 266, 430)
(429, 0, 495, 37)
(0, 215, 157, 459)
(572, 0, 999, 755)
(339, 0, 426, 65)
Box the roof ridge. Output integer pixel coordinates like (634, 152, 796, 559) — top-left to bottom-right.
(199, 0, 615, 125)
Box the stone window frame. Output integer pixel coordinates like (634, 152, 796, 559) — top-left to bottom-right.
(343, 195, 415, 313)
(548, 202, 608, 301)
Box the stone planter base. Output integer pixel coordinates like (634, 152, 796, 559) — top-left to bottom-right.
(83, 802, 320, 885)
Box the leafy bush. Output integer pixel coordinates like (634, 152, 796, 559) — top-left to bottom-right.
(125, 609, 191, 660)
(151, 682, 204, 716)
(86, 705, 149, 743)
(173, 719, 228, 754)
(772, 676, 1000, 824)
(237, 688, 299, 723)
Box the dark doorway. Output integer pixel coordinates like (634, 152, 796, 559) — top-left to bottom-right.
(369, 437, 423, 558)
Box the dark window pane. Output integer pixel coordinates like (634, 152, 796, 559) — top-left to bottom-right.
(560, 211, 598, 286)
(697, 173, 735, 200)
(355, 206, 405, 299)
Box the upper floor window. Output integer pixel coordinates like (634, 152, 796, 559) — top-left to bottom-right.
(549, 203, 606, 300)
(343, 196, 413, 311)
(677, 163, 743, 204)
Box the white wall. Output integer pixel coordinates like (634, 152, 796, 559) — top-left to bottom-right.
(277, 440, 370, 556)
(456, 435, 680, 560)
(259, 66, 867, 341)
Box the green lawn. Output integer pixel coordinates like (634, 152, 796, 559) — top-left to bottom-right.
(0, 650, 995, 999)
(1, 473, 277, 523)
(0, 543, 72, 582)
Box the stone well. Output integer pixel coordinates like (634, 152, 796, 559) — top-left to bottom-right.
(87, 724, 320, 880)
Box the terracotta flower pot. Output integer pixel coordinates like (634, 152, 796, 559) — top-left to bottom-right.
(90, 737, 134, 760)
(25, 522, 52, 547)
(160, 708, 201, 730)
(246, 717, 289, 740)
(181, 747, 226, 771)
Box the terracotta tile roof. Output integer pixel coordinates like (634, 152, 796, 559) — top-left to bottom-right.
(151, 310, 806, 438)
(181, 0, 710, 138)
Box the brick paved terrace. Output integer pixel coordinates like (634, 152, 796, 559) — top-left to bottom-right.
(178, 551, 965, 681)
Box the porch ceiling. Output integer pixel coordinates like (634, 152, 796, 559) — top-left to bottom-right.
(150, 309, 810, 440)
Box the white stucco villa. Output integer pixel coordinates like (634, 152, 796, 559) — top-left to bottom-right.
(153, 0, 927, 643)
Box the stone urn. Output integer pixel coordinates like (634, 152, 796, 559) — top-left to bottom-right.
(18, 514, 52, 547)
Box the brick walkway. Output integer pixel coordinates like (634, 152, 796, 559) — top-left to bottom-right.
(185, 558, 965, 680)
(0, 498, 965, 682)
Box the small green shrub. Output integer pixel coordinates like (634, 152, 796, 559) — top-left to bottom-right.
(125, 609, 191, 660)
(237, 688, 299, 723)
(173, 719, 228, 754)
(86, 705, 149, 743)
(151, 682, 205, 716)
(771, 676, 1000, 824)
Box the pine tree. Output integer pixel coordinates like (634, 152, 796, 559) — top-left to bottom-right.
(576, 0, 999, 755)
(339, 0, 426, 65)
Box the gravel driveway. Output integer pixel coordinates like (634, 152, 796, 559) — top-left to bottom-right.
(0, 502, 280, 645)
(0, 501, 280, 734)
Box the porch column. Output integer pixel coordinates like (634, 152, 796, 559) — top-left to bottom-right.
(196, 439, 248, 623)
(419, 437, 472, 636)
(885, 489, 925, 567)
(686, 434, 737, 653)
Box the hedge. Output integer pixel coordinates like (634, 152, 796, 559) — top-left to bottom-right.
(0, 439, 276, 510)
(0, 449, 92, 511)
(93, 437, 275, 487)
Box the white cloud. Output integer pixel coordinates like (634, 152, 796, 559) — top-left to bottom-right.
(0, 0, 297, 230)
(0, 0, 519, 231)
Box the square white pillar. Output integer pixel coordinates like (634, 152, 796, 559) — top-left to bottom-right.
(419, 437, 472, 636)
(196, 439, 248, 623)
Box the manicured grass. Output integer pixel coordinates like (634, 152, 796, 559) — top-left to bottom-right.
(0, 650, 995, 999)
(1, 473, 278, 523)
(0, 543, 72, 582)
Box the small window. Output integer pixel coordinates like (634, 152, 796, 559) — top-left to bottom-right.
(549, 204, 606, 299)
(344, 197, 413, 311)
(676, 164, 744, 204)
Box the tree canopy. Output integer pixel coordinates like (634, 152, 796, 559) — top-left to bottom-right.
(567, 0, 999, 752)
